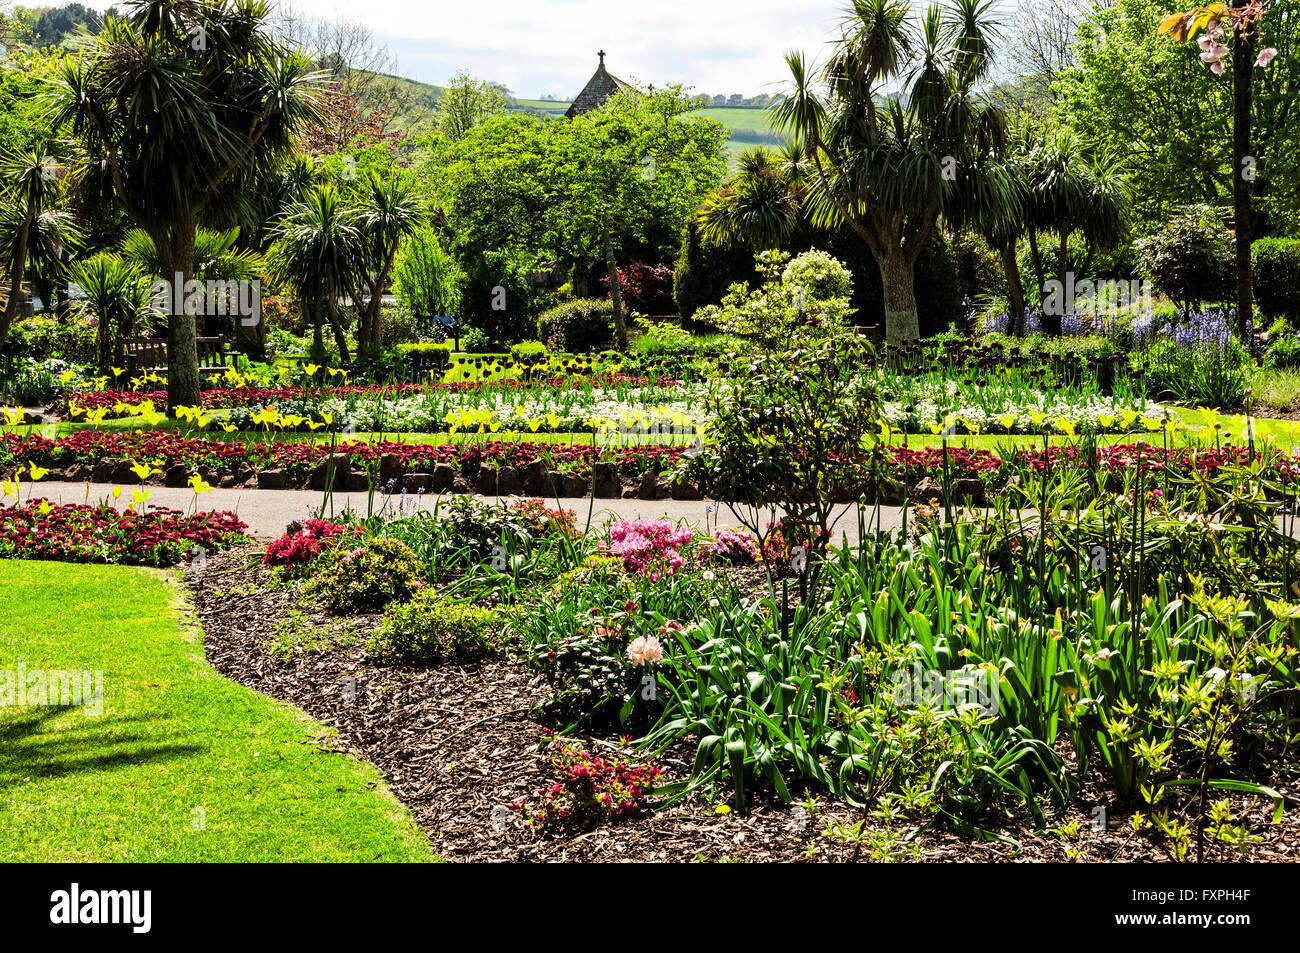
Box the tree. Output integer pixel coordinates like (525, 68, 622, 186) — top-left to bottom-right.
(267, 183, 362, 363)
(772, 0, 1020, 344)
(696, 144, 805, 250)
(437, 71, 507, 142)
(0, 141, 64, 350)
(1158, 2, 1280, 340)
(352, 172, 425, 354)
(67, 253, 158, 373)
(44, 0, 323, 409)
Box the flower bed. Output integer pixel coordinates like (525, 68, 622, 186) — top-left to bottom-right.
(0, 499, 247, 566)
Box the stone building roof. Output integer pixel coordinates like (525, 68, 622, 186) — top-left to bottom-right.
(564, 51, 633, 118)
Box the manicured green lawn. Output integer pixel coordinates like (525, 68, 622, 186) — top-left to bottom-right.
(0, 560, 434, 862)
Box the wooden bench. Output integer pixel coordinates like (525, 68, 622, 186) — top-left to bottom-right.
(117, 336, 229, 378)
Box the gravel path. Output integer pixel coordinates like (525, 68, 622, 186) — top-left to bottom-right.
(24, 482, 917, 544)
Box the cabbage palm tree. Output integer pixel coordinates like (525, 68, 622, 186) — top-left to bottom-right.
(0, 142, 66, 350)
(267, 183, 362, 364)
(67, 253, 160, 374)
(353, 173, 425, 355)
(43, 0, 324, 408)
(771, 0, 1020, 343)
(696, 145, 804, 250)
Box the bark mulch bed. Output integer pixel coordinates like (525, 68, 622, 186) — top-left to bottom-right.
(184, 543, 1300, 863)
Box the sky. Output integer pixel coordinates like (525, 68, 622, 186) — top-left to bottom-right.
(74, 0, 1022, 99)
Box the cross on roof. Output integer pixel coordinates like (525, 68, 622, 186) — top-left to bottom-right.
(598, 50, 606, 66)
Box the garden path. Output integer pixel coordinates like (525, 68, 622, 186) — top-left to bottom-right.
(22, 482, 914, 544)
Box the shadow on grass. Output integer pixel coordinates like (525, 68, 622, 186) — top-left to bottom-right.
(0, 708, 202, 790)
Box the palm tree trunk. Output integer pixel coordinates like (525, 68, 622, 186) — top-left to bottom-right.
(602, 213, 628, 350)
(0, 211, 34, 353)
(997, 241, 1026, 336)
(879, 249, 920, 344)
(1233, 1, 1255, 345)
(327, 277, 351, 364)
(1027, 227, 1045, 294)
(158, 225, 202, 411)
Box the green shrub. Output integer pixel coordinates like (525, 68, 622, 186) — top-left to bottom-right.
(509, 340, 549, 362)
(461, 327, 492, 353)
(1264, 331, 1300, 369)
(456, 250, 539, 346)
(782, 249, 854, 302)
(1, 316, 97, 364)
(370, 590, 500, 664)
(378, 303, 421, 347)
(396, 341, 453, 361)
(537, 298, 613, 352)
(304, 537, 425, 613)
(1136, 207, 1235, 313)
(672, 220, 758, 326)
(1252, 237, 1300, 320)
(630, 316, 697, 356)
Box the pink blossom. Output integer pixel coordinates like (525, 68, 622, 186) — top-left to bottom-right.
(626, 635, 663, 666)
(1256, 47, 1277, 67)
(1211, 59, 1226, 74)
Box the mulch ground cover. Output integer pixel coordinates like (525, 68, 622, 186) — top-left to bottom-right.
(185, 543, 1300, 863)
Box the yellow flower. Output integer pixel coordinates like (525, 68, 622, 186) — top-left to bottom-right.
(219, 423, 238, 433)
(27, 464, 48, 481)
(1, 406, 23, 426)
(188, 474, 212, 495)
(36, 499, 53, 516)
(129, 460, 157, 482)
(303, 363, 320, 377)
(997, 414, 1017, 430)
(110, 367, 124, 378)
(111, 485, 122, 500)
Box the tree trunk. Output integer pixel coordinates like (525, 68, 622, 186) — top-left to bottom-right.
(158, 226, 201, 411)
(1027, 227, 1045, 293)
(0, 211, 33, 353)
(997, 241, 1026, 336)
(602, 214, 628, 350)
(879, 249, 920, 344)
(1233, 2, 1255, 345)
(327, 278, 351, 365)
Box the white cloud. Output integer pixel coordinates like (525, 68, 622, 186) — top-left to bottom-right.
(75, 0, 1021, 98)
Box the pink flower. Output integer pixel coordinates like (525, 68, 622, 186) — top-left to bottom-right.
(1198, 35, 1214, 51)
(1211, 59, 1226, 74)
(626, 635, 663, 666)
(1256, 47, 1277, 67)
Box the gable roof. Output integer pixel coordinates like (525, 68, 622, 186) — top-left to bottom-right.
(565, 51, 633, 118)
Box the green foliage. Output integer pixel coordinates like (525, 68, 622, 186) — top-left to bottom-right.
(509, 341, 548, 362)
(536, 298, 613, 352)
(782, 249, 854, 302)
(1136, 207, 1235, 313)
(1141, 335, 1251, 407)
(679, 325, 881, 550)
(672, 219, 758, 324)
(371, 590, 500, 664)
(457, 249, 539, 345)
(691, 251, 854, 348)
(1, 315, 95, 363)
(1252, 238, 1300, 320)
(304, 537, 425, 613)
(395, 340, 453, 368)
(1263, 331, 1300, 370)
(392, 224, 461, 317)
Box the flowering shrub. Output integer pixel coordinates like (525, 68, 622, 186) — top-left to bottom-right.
(303, 537, 425, 613)
(0, 500, 246, 566)
(762, 517, 830, 567)
(507, 498, 576, 538)
(699, 527, 761, 565)
(263, 518, 355, 566)
(512, 737, 664, 824)
(608, 519, 692, 579)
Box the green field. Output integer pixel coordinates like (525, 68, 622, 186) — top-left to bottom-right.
(0, 561, 435, 862)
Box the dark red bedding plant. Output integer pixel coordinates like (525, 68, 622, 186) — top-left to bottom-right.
(263, 518, 359, 566)
(0, 499, 247, 567)
(511, 733, 665, 825)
